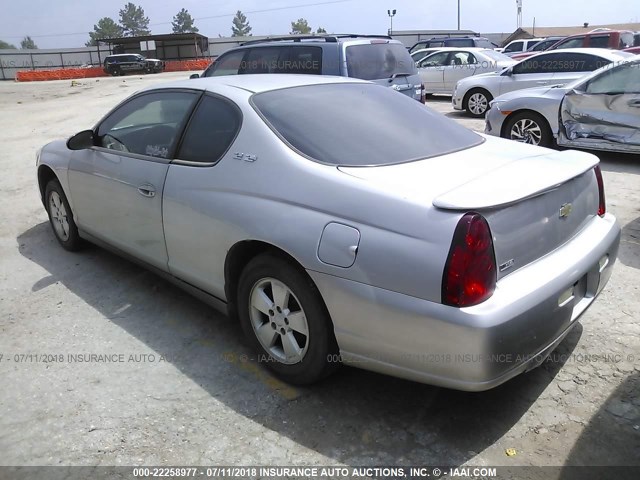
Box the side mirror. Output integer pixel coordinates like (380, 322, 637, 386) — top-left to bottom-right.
(67, 130, 95, 150)
(189, 73, 200, 79)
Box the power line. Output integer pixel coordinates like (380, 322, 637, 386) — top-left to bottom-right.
(2, 0, 357, 39)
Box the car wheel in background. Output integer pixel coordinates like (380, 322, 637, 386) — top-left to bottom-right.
(44, 180, 82, 251)
(111, 68, 121, 77)
(237, 253, 339, 385)
(503, 111, 553, 148)
(464, 88, 493, 118)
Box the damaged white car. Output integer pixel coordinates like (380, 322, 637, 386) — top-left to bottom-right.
(485, 56, 640, 152)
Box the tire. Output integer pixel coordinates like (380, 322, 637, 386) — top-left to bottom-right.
(44, 179, 82, 251)
(111, 68, 121, 77)
(463, 88, 493, 118)
(503, 111, 553, 148)
(237, 253, 339, 385)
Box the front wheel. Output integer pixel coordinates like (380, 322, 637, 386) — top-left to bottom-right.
(237, 254, 339, 385)
(503, 111, 553, 148)
(464, 88, 493, 118)
(44, 179, 82, 251)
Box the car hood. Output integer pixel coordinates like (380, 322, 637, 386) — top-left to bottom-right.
(338, 135, 598, 210)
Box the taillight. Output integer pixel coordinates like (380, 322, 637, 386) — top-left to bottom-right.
(442, 213, 497, 308)
(594, 165, 606, 217)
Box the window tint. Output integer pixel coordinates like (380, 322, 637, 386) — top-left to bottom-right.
(589, 35, 610, 48)
(586, 62, 640, 94)
(206, 50, 246, 77)
(419, 51, 449, 67)
(447, 39, 474, 47)
(240, 47, 289, 74)
(97, 91, 198, 158)
(530, 39, 555, 51)
(449, 51, 476, 65)
(475, 39, 494, 48)
(346, 43, 417, 80)
(512, 52, 603, 74)
(286, 46, 323, 74)
(177, 95, 242, 163)
(504, 41, 523, 53)
(252, 83, 483, 166)
(552, 36, 585, 49)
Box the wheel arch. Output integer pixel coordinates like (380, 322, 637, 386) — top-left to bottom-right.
(37, 164, 59, 204)
(500, 109, 553, 141)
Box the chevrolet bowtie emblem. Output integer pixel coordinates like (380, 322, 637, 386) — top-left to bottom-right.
(559, 203, 573, 218)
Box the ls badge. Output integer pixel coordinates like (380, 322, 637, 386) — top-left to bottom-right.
(559, 203, 573, 218)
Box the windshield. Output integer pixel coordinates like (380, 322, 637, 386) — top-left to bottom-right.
(564, 56, 639, 90)
(346, 43, 418, 80)
(252, 83, 483, 166)
(480, 50, 513, 62)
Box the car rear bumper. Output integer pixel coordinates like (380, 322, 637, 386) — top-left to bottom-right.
(309, 213, 620, 391)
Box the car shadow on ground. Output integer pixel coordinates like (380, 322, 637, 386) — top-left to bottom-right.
(18, 221, 583, 466)
(559, 372, 639, 480)
(619, 216, 640, 270)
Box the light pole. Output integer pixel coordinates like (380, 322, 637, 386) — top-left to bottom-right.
(387, 9, 396, 36)
(458, 0, 461, 30)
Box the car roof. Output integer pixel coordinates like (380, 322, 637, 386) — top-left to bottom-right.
(141, 74, 368, 95)
(412, 46, 491, 52)
(525, 47, 632, 59)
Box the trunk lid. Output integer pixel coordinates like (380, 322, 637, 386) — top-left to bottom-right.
(338, 137, 600, 277)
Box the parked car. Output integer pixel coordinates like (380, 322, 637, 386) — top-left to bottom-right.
(408, 36, 494, 53)
(452, 48, 632, 117)
(415, 47, 515, 95)
(103, 54, 164, 76)
(191, 34, 424, 102)
(498, 38, 544, 56)
(511, 36, 566, 60)
(623, 46, 640, 54)
(37, 75, 619, 391)
(410, 47, 442, 62)
(546, 29, 635, 51)
(486, 56, 640, 153)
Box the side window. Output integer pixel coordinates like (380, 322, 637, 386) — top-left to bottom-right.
(419, 51, 449, 67)
(589, 35, 610, 48)
(97, 91, 199, 158)
(475, 39, 493, 48)
(447, 39, 474, 47)
(240, 47, 289, 74)
(504, 41, 523, 53)
(512, 56, 546, 74)
(553, 36, 585, 49)
(287, 47, 322, 74)
(449, 51, 475, 65)
(586, 63, 640, 94)
(620, 32, 634, 49)
(177, 95, 242, 163)
(205, 50, 246, 77)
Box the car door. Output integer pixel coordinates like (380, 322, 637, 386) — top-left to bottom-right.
(443, 51, 478, 92)
(558, 60, 640, 152)
(499, 52, 563, 95)
(162, 94, 243, 297)
(67, 90, 201, 270)
(417, 51, 450, 92)
(550, 52, 612, 85)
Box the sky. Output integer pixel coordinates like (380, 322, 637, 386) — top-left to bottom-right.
(1, 0, 639, 48)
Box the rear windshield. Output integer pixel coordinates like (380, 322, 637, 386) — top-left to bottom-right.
(346, 43, 417, 80)
(252, 83, 483, 166)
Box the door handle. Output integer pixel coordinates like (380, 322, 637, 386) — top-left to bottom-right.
(137, 184, 156, 198)
(628, 99, 640, 108)
(536, 81, 549, 84)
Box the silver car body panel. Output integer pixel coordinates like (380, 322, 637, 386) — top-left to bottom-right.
(37, 75, 620, 391)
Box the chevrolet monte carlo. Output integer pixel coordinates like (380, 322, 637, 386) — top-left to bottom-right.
(37, 75, 620, 391)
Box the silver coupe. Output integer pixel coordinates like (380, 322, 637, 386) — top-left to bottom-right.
(37, 75, 620, 391)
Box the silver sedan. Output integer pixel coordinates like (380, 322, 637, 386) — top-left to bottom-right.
(37, 75, 620, 391)
(486, 56, 640, 152)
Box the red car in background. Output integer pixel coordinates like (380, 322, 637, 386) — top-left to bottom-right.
(511, 30, 635, 60)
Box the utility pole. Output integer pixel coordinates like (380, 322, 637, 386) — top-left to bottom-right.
(516, 0, 523, 28)
(458, 0, 461, 30)
(387, 9, 396, 35)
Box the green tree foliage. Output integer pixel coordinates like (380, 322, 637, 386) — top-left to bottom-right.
(119, 2, 151, 37)
(231, 10, 252, 37)
(172, 8, 199, 33)
(316, 27, 327, 34)
(20, 36, 38, 49)
(290, 18, 312, 35)
(86, 17, 124, 46)
(0, 40, 17, 49)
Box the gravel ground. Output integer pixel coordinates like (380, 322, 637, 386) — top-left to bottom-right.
(0, 73, 638, 474)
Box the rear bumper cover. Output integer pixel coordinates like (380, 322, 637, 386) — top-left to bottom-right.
(309, 213, 620, 391)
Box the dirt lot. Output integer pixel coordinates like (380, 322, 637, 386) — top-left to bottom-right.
(0, 73, 638, 474)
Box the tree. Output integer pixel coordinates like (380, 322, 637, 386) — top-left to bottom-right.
(119, 2, 151, 37)
(231, 10, 252, 37)
(172, 8, 198, 33)
(0, 39, 17, 49)
(290, 18, 312, 35)
(20, 36, 38, 49)
(316, 27, 327, 34)
(86, 17, 124, 46)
